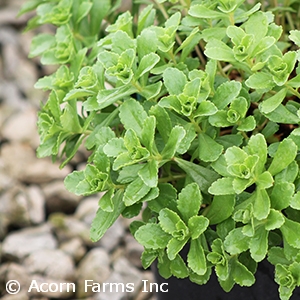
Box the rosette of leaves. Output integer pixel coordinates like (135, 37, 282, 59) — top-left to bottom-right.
(21, 0, 300, 299)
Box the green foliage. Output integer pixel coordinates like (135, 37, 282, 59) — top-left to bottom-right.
(22, 0, 300, 298)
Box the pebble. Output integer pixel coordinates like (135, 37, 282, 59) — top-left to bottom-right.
(0, 262, 31, 294)
(23, 249, 75, 280)
(0, 142, 71, 184)
(59, 237, 86, 263)
(2, 224, 57, 261)
(75, 196, 99, 225)
(42, 180, 81, 214)
(49, 213, 92, 245)
(1, 109, 39, 147)
(76, 248, 111, 298)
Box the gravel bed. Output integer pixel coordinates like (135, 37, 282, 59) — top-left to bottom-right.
(0, 1, 157, 299)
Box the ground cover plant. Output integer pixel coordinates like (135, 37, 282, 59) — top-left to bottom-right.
(20, 0, 300, 299)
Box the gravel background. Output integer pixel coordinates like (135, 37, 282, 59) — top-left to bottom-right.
(0, 1, 157, 299)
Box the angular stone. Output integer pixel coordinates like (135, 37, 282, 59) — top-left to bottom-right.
(2, 224, 57, 261)
(113, 257, 143, 292)
(49, 213, 91, 246)
(26, 185, 45, 224)
(23, 249, 75, 281)
(0, 184, 45, 231)
(60, 237, 86, 263)
(1, 109, 39, 147)
(0, 142, 71, 184)
(94, 272, 127, 300)
(0, 262, 31, 295)
(76, 248, 111, 298)
(42, 181, 81, 215)
(124, 234, 144, 268)
(95, 257, 145, 300)
(74, 196, 99, 226)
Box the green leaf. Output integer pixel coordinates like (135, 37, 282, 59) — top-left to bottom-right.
(224, 227, 250, 255)
(148, 183, 177, 213)
(64, 89, 95, 101)
(249, 226, 268, 262)
(270, 181, 294, 210)
(149, 105, 172, 143)
(60, 102, 82, 133)
(177, 183, 202, 223)
(170, 255, 189, 278)
(275, 161, 298, 183)
(163, 67, 187, 95)
(99, 189, 114, 212)
(177, 123, 197, 154)
(138, 160, 158, 188)
(135, 53, 160, 78)
(265, 209, 285, 231)
(122, 202, 142, 218)
(167, 237, 189, 260)
(204, 39, 235, 63)
(290, 192, 300, 210)
(141, 116, 156, 151)
(188, 216, 209, 239)
(280, 217, 300, 249)
(141, 249, 158, 269)
(29, 33, 55, 58)
(263, 103, 300, 124)
(289, 30, 300, 47)
(198, 133, 224, 162)
(253, 188, 270, 220)
(231, 258, 255, 287)
(103, 138, 126, 157)
(135, 223, 171, 249)
(90, 190, 125, 241)
(159, 208, 183, 235)
(64, 171, 85, 195)
(205, 195, 235, 225)
(259, 88, 287, 114)
(161, 126, 186, 159)
(141, 187, 159, 202)
(137, 5, 155, 35)
(208, 177, 235, 195)
(85, 85, 136, 111)
(188, 4, 226, 19)
(119, 98, 147, 139)
(268, 247, 290, 266)
(194, 100, 218, 117)
(188, 238, 207, 275)
(256, 171, 274, 189)
(237, 116, 256, 132)
(175, 158, 220, 193)
(268, 139, 298, 176)
(18, 0, 44, 16)
(75, 1, 93, 23)
(245, 72, 274, 90)
(211, 81, 242, 110)
(159, 95, 181, 114)
(123, 177, 151, 206)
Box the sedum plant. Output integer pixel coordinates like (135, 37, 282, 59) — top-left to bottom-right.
(20, 0, 300, 299)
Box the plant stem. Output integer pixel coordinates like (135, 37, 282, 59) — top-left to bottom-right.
(158, 173, 186, 183)
(195, 45, 206, 66)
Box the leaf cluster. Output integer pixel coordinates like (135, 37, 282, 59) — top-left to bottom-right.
(21, 0, 300, 298)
